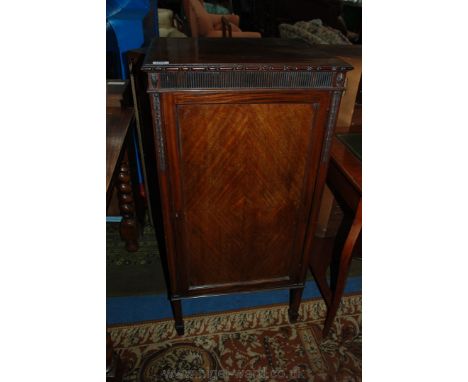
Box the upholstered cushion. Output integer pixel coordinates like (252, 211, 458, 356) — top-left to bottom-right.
(158, 8, 174, 29)
(185, 0, 260, 38)
(189, 0, 215, 36)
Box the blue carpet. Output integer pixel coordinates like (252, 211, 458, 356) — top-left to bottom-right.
(107, 276, 361, 325)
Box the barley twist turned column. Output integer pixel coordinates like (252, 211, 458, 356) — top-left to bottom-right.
(117, 152, 139, 252)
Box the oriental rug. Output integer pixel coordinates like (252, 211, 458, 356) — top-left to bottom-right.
(108, 294, 361, 382)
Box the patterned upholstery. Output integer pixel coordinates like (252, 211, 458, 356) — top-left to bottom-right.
(279, 19, 351, 45)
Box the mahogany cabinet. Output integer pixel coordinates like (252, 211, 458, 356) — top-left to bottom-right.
(142, 38, 352, 335)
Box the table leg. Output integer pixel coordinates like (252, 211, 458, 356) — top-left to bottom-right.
(117, 150, 139, 252)
(309, 238, 334, 308)
(323, 199, 361, 337)
(329, 211, 354, 294)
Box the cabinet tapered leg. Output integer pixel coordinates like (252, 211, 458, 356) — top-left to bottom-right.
(170, 300, 185, 335)
(288, 288, 304, 323)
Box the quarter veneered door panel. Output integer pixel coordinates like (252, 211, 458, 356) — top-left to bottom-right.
(174, 101, 321, 289)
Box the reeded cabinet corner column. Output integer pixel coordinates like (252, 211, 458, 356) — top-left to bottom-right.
(142, 38, 351, 335)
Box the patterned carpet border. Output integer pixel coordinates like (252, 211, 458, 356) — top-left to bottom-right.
(109, 294, 361, 346)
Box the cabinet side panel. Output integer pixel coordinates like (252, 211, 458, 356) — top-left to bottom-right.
(175, 102, 318, 288)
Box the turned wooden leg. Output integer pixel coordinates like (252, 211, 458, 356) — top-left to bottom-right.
(323, 200, 362, 337)
(288, 287, 304, 323)
(170, 300, 185, 335)
(117, 151, 139, 252)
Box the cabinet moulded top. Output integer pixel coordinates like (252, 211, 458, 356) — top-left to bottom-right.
(142, 38, 353, 72)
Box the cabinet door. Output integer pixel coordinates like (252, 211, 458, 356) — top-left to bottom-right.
(160, 91, 331, 296)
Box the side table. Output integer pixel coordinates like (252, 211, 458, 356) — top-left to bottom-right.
(310, 130, 362, 337)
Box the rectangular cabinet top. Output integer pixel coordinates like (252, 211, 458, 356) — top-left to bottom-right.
(142, 38, 353, 72)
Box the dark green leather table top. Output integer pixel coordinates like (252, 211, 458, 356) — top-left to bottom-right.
(336, 133, 362, 161)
